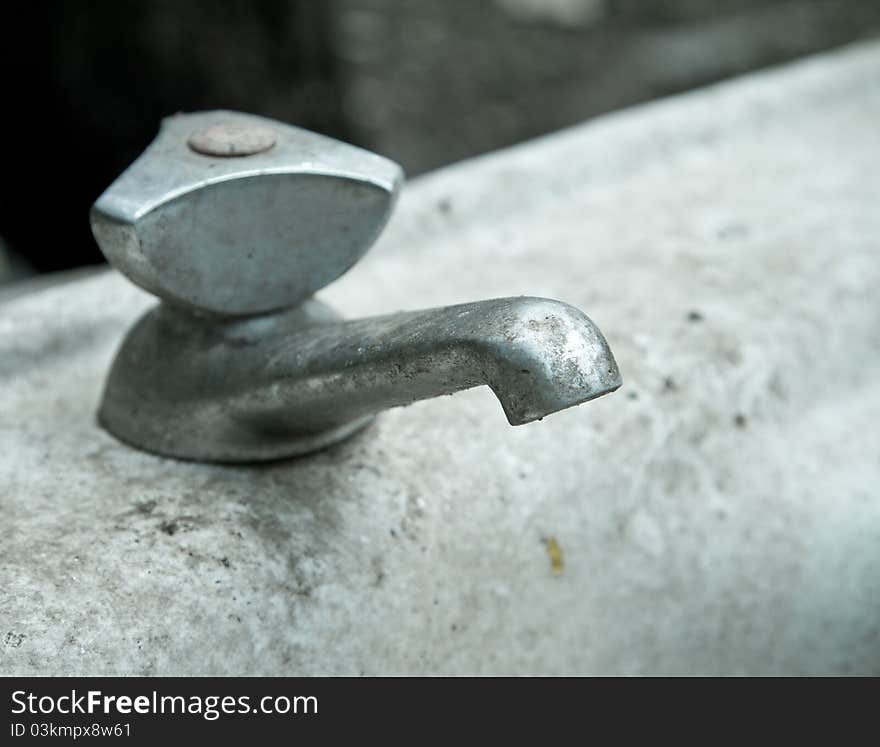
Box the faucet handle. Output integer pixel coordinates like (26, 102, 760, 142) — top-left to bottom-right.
(91, 111, 403, 316)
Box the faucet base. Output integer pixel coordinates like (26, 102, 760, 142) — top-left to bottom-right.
(99, 405, 375, 463)
(98, 298, 378, 463)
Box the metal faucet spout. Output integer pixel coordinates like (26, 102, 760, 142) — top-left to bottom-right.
(99, 296, 620, 462)
(260, 296, 621, 429)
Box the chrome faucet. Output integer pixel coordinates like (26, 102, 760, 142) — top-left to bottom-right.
(92, 111, 621, 462)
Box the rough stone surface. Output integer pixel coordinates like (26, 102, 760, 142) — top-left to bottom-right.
(2, 42, 880, 675)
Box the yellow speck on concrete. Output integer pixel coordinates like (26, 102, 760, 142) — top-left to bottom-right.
(545, 536, 564, 575)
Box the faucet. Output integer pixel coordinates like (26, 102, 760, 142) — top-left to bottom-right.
(92, 111, 621, 462)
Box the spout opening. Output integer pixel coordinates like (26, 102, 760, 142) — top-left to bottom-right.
(474, 297, 623, 425)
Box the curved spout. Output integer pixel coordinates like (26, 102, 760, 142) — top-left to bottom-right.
(100, 296, 621, 462)
(254, 297, 621, 429)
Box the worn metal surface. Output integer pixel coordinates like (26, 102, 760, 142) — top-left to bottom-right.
(2, 42, 880, 674)
(94, 111, 619, 461)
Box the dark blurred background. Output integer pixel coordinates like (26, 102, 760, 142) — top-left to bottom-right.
(2, 0, 879, 279)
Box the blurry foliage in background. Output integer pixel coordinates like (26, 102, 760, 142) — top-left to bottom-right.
(2, 0, 879, 274)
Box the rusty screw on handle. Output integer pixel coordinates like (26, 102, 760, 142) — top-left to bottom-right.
(187, 122, 277, 157)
